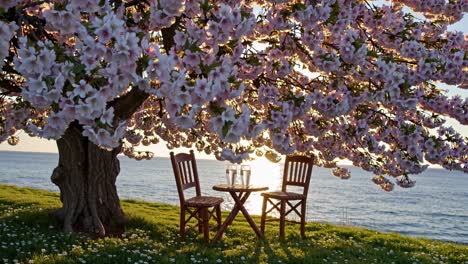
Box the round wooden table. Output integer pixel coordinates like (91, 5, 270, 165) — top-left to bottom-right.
(212, 184, 268, 241)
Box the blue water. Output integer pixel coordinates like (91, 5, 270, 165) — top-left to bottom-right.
(0, 151, 467, 244)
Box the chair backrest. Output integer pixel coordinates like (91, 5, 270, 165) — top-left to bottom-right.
(281, 155, 315, 195)
(170, 150, 201, 203)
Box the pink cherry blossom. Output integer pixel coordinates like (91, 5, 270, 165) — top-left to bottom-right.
(0, 0, 466, 192)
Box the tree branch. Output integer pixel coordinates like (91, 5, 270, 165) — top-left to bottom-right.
(124, 0, 148, 8)
(161, 17, 180, 54)
(0, 79, 21, 93)
(111, 88, 148, 120)
(20, 1, 47, 10)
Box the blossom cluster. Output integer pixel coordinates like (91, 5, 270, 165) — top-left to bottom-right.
(0, 21, 17, 69)
(0, 0, 467, 190)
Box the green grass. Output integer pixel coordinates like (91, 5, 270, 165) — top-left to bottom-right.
(0, 184, 467, 264)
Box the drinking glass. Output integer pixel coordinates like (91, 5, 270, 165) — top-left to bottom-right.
(241, 165, 251, 186)
(226, 164, 237, 186)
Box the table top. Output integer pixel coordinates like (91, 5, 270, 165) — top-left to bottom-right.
(213, 184, 268, 192)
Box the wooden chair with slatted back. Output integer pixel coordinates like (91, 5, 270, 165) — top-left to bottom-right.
(260, 155, 314, 239)
(170, 150, 223, 243)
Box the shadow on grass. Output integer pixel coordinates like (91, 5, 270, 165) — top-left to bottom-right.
(1, 184, 467, 264)
(0, 205, 60, 226)
(125, 214, 179, 240)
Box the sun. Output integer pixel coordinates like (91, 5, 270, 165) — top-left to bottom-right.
(241, 157, 283, 215)
(248, 157, 282, 187)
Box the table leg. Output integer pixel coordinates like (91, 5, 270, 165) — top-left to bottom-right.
(212, 192, 250, 242)
(230, 191, 265, 239)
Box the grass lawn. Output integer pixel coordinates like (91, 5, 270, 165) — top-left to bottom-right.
(0, 184, 467, 264)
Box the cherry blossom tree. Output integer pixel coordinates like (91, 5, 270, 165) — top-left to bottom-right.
(1, 0, 466, 236)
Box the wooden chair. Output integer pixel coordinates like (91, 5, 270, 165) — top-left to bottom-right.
(260, 155, 314, 239)
(170, 150, 223, 242)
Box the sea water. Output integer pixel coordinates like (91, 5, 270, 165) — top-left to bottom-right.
(0, 151, 467, 244)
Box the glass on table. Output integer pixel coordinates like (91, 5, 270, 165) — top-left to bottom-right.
(225, 164, 237, 186)
(240, 165, 251, 186)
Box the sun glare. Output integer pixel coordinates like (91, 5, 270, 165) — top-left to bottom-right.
(248, 157, 282, 187)
(242, 157, 283, 215)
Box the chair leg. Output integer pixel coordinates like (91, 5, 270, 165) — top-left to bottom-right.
(260, 196, 268, 234)
(216, 205, 222, 230)
(279, 200, 286, 239)
(180, 207, 186, 240)
(201, 208, 209, 243)
(198, 210, 203, 234)
(300, 199, 306, 238)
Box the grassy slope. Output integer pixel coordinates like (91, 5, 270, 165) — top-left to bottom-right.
(0, 184, 467, 264)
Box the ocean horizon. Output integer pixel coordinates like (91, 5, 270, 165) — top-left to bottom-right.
(0, 150, 467, 244)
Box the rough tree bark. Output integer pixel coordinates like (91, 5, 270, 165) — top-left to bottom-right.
(51, 123, 125, 237)
(49, 88, 150, 237)
(47, 18, 177, 237)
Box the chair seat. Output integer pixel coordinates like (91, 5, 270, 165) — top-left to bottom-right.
(261, 191, 305, 200)
(185, 196, 224, 207)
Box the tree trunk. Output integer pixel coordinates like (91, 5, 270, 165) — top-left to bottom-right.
(51, 125, 125, 237)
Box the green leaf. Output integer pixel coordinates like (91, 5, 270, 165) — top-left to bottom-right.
(424, 58, 440, 63)
(226, 39, 239, 49)
(293, 95, 305, 107)
(280, 10, 292, 18)
(222, 121, 233, 137)
(240, 10, 251, 19)
(325, 2, 340, 25)
(352, 38, 365, 51)
(403, 124, 416, 135)
(367, 50, 378, 58)
(209, 102, 226, 116)
(200, 0, 213, 12)
(183, 39, 203, 53)
(53, 2, 67, 10)
(367, 140, 374, 151)
(320, 54, 331, 61)
(399, 79, 412, 96)
(291, 3, 307, 11)
(246, 56, 262, 66)
(43, 76, 55, 86)
(54, 45, 69, 63)
(228, 76, 236, 83)
(200, 61, 222, 75)
(331, 80, 339, 88)
(383, 56, 394, 63)
(90, 77, 107, 88)
(51, 102, 59, 113)
(71, 64, 86, 79)
(373, 10, 383, 20)
(136, 55, 150, 75)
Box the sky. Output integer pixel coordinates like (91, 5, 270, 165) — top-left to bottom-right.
(0, 6, 466, 160)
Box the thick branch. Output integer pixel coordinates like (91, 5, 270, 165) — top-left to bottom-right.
(111, 88, 149, 120)
(0, 79, 21, 93)
(161, 17, 180, 53)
